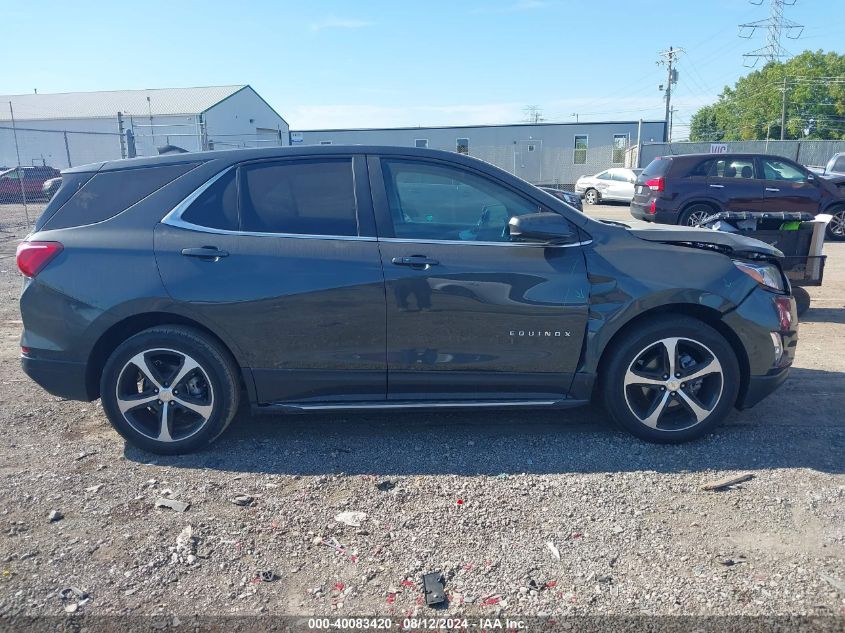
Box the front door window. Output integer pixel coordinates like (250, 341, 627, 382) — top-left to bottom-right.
(381, 159, 539, 242)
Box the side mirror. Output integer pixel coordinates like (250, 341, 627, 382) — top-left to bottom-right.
(508, 212, 578, 244)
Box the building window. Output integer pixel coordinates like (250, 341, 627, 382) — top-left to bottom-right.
(319, 140, 333, 145)
(574, 135, 588, 164)
(527, 144, 536, 152)
(456, 138, 469, 155)
(415, 139, 429, 148)
(612, 134, 628, 164)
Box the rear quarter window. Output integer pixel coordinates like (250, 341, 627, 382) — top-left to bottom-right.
(42, 162, 198, 231)
(642, 157, 671, 178)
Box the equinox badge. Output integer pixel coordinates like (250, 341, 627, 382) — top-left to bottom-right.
(510, 330, 569, 337)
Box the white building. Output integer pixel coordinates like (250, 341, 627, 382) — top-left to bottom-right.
(0, 85, 288, 169)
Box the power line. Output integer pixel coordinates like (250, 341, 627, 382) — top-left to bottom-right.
(739, 0, 804, 67)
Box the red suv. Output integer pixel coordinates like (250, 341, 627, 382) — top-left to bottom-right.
(630, 154, 845, 240)
(0, 166, 61, 203)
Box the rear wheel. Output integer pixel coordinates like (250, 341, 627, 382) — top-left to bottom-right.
(679, 204, 717, 227)
(100, 326, 240, 454)
(601, 316, 740, 443)
(826, 207, 845, 241)
(584, 189, 600, 205)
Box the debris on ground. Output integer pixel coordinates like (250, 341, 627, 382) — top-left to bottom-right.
(717, 556, 747, 566)
(701, 472, 754, 491)
(422, 571, 446, 606)
(47, 510, 63, 523)
(58, 586, 89, 613)
(230, 494, 255, 507)
(375, 480, 395, 492)
(546, 542, 561, 561)
(154, 498, 190, 512)
(258, 570, 277, 583)
(335, 511, 367, 527)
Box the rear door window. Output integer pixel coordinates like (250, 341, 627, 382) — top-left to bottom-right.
(709, 158, 756, 179)
(833, 156, 845, 172)
(181, 169, 238, 231)
(239, 159, 358, 236)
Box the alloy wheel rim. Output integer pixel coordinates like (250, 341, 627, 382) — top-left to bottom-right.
(586, 191, 597, 204)
(687, 210, 710, 226)
(115, 348, 214, 443)
(830, 210, 845, 236)
(623, 337, 724, 432)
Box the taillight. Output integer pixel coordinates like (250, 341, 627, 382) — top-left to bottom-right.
(16, 241, 63, 278)
(649, 199, 656, 214)
(645, 177, 665, 192)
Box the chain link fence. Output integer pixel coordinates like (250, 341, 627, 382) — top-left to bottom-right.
(1, 102, 286, 228)
(638, 140, 845, 170)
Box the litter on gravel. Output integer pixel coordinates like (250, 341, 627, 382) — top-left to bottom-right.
(154, 498, 190, 512)
(335, 511, 367, 527)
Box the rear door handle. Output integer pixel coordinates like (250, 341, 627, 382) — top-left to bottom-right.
(765, 187, 780, 192)
(392, 256, 439, 269)
(709, 184, 725, 189)
(181, 246, 229, 261)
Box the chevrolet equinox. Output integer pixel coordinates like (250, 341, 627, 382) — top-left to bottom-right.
(18, 147, 798, 454)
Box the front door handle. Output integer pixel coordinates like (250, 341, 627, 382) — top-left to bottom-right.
(709, 184, 725, 189)
(765, 187, 780, 192)
(181, 246, 229, 261)
(392, 255, 439, 269)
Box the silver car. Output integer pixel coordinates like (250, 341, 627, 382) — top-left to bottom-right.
(824, 152, 845, 177)
(575, 167, 642, 205)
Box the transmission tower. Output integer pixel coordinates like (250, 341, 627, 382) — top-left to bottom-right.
(739, 0, 804, 67)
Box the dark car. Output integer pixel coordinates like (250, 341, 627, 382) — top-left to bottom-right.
(630, 153, 845, 240)
(537, 186, 583, 211)
(17, 146, 797, 454)
(0, 166, 61, 203)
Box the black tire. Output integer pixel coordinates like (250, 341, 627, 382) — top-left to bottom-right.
(679, 203, 718, 227)
(826, 207, 845, 241)
(584, 188, 600, 205)
(100, 326, 240, 454)
(601, 316, 740, 443)
(792, 286, 811, 317)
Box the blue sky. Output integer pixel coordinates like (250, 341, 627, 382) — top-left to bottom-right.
(3, 0, 844, 138)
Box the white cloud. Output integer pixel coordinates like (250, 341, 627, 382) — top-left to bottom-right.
(309, 16, 373, 32)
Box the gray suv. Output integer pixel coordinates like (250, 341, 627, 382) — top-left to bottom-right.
(18, 146, 798, 453)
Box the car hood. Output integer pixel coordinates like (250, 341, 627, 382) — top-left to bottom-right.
(628, 223, 783, 258)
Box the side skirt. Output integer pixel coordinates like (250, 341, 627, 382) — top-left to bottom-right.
(252, 398, 591, 415)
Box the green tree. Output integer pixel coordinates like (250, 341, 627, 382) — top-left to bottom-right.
(689, 50, 845, 141)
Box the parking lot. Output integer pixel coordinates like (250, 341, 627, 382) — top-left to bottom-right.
(0, 201, 843, 619)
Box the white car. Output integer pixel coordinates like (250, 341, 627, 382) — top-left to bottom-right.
(575, 167, 642, 205)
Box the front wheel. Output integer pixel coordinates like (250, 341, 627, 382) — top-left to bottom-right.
(584, 189, 600, 205)
(601, 316, 740, 443)
(100, 326, 240, 454)
(826, 207, 845, 241)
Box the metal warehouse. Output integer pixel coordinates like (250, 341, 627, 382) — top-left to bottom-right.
(0, 85, 288, 169)
(291, 120, 666, 187)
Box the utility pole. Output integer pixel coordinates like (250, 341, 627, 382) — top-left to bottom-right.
(780, 76, 788, 139)
(739, 0, 803, 67)
(522, 105, 545, 124)
(571, 112, 579, 123)
(657, 46, 683, 143)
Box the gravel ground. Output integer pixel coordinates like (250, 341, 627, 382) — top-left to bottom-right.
(0, 201, 843, 624)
